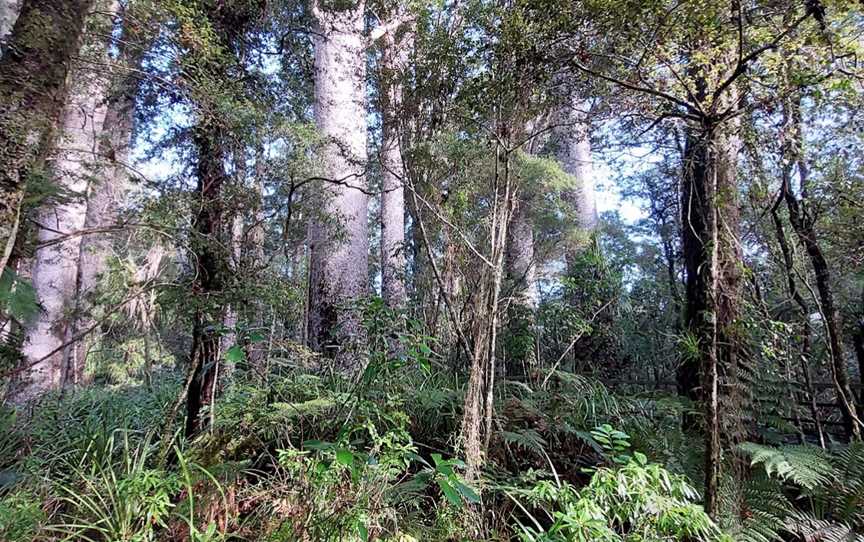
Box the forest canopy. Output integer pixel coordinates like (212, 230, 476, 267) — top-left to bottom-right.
(1, 0, 864, 540)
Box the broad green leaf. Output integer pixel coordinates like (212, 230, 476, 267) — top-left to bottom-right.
(453, 480, 480, 503)
(336, 448, 354, 466)
(225, 344, 245, 362)
(437, 478, 462, 507)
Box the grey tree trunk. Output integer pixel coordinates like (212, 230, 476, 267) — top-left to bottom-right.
(554, 95, 598, 257)
(308, 2, 369, 369)
(11, 3, 116, 401)
(504, 194, 538, 376)
(379, 31, 411, 310)
(69, 14, 143, 379)
(505, 201, 538, 309)
(0, 0, 94, 278)
(16, 58, 111, 399)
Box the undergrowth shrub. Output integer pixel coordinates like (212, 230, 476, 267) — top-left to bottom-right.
(49, 432, 180, 542)
(509, 426, 727, 542)
(0, 343, 746, 541)
(0, 489, 46, 541)
(18, 374, 180, 479)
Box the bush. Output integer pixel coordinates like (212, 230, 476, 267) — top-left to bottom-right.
(511, 425, 726, 542)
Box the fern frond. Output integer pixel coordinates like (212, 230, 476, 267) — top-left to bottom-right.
(738, 443, 836, 490)
(500, 429, 548, 455)
(785, 510, 859, 542)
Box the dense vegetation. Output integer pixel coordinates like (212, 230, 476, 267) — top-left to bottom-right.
(0, 0, 863, 540)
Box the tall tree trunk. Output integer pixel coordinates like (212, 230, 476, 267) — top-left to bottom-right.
(0, 0, 94, 276)
(781, 96, 860, 439)
(554, 94, 597, 259)
(182, 0, 263, 436)
(504, 194, 538, 376)
(379, 30, 411, 310)
(308, 2, 369, 370)
(678, 115, 742, 517)
(460, 140, 513, 484)
(10, 3, 115, 402)
(69, 9, 145, 381)
(185, 127, 229, 437)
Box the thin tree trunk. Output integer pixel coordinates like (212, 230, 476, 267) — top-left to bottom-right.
(307, 2, 369, 370)
(770, 195, 826, 447)
(0, 0, 94, 276)
(781, 95, 860, 440)
(460, 138, 513, 484)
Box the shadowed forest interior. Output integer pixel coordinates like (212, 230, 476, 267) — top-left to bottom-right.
(1, 0, 864, 540)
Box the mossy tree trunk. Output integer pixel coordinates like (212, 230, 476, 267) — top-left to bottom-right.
(0, 0, 93, 278)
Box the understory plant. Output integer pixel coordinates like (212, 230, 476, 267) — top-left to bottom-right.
(732, 441, 864, 542)
(511, 426, 727, 542)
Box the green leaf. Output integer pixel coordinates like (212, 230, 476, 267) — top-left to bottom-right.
(358, 523, 368, 542)
(0, 269, 38, 323)
(225, 344, 245, 362)
(453, 480, 481, 503)
(437, 478, 462, 507)
(336, 448, 354, 466)
(302, 440, 333, 451)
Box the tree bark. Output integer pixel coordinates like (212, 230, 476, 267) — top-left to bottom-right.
(185, 127, 229, 437)
(379, 30, 411, 310)
(307, 2, 369, 370)
(0, 0, 94, 276)
(678, 116, 742, 517)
